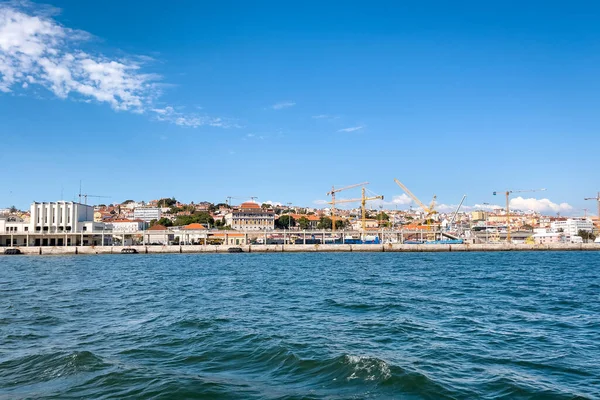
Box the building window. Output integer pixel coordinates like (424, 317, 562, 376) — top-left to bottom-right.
(24, 227, 28, 232)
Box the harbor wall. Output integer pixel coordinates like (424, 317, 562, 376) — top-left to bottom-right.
(3, 242, 600, 255)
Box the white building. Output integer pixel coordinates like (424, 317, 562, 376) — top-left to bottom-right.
(551, 218, 594, 236)
(1, 201, 111, 247)
(225, 202, 274, 231)
(108, 219, 147, 233)
(133, 207, 162, 222)
(532, 232, 562, 244)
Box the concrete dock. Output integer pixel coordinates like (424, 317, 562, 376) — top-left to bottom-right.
(2, 242, 600, 255)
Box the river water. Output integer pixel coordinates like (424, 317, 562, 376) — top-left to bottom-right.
(1, 252, 599, 399)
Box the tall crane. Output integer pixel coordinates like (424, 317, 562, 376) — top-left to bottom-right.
(584, 192, 600, 229)
(329, 187, 383, 231)
(448, 195, 467, 228)
(226, 196, 257, 206)
(326, 182, 369, 232)
(394, 178, 438, 232)
(78, 193, 110, 205)
(493, 188, 546, 242)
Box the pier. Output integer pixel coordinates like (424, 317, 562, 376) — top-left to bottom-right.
(3, 242, 599, 255)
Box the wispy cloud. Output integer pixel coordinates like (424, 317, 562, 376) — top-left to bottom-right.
(151, 106, 238, 128)
(312, 114, 339, 120)
(271, 101, 295, 110)
(242, 133, 265, 141)
(337, 125, 364, 133)
(0, 2, 232, 128)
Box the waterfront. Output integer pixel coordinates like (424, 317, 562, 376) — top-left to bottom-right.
(1, 252, 599, 399)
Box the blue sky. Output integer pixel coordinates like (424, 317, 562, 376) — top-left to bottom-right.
(1, 0, 599, 215)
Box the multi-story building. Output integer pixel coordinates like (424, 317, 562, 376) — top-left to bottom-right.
(225, 202, 274, 231)
(550, 218, 594, 236)
(0, 201, 110, 247)
(133, 207, 161, 222)
(108, 219, 147, 233)
(471, 211, 487, 221)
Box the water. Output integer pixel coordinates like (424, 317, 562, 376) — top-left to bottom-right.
(1, 252, 599, 399)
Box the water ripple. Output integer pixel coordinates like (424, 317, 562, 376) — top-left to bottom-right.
(0, 252, 599, 399)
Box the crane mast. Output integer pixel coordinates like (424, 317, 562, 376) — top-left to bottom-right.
(584, 192, 600, 231)
(326, 182, 369, 232)
(493, 188, 545, 242)
(329, 188, 383, 232)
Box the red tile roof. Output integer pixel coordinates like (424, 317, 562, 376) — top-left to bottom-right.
(240, 202, 261, 209)
(148, 224, 167, 231)
(183, 223, 206, 230)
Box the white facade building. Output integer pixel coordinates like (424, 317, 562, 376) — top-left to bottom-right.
(551, 218, 594, 236)
(532, 232, 562, 244)
(108, 219, 147, 233)
(225, 202, 274, 231)
(1, 201, 110, 246)
(133, 207, 162, 222)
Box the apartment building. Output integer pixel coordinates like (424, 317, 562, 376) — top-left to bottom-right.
(551, 218, 594, 236)
(225, 202, 274, 231)
(0, 201, 110, 246)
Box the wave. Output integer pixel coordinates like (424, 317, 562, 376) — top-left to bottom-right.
(0, 350, 108, 388)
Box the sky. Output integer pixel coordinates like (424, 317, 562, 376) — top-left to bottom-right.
(1, 0, 599, 215)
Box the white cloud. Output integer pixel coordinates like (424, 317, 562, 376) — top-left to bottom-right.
(389, 194, 412, 205)
(263, 200, 282, 207)
(337, 125, 364, 133)
(471, 203, 502, 211)
(271, 101, 295, 110)
(150, 106, 237, 128)
(0, 3, 232, 128)
(313, 199, 329, 205)
(312, 114, 339, 120)
(509, 196, 573, 214)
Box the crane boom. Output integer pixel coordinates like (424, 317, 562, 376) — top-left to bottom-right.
(327, 182, 369, 232)
(327, 188, 383, 231)
(584, 192, 600, 228)
(449, 195, 467, 225)
(393, 178, 431, 213)
(493, 188, 546, 242)
(326, 182, 369, 196)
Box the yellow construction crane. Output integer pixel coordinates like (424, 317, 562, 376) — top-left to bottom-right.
(394, 178, 437, 234)
(326, 182, 368, 232)
(329, 187, 383, 231)
(493, 188, 546, 242)
(584, 192, 600, 230)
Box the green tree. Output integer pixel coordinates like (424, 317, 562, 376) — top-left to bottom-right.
(158, 197, 177, 207)
(376, 211, 390, 221)
(9, 205, 17, 213)
(121, 199, 134, 204)
(578, 229, 591, 242)
(297, 216, 310, 230)
(276, 215, 296, 229)
(156, 217, 173, 227)
(174, 212, 214, 227)
(317, 217, 332, 230)
(335, 220, 348, 229)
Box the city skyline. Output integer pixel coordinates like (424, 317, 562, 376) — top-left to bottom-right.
(1, 1, 598, 215)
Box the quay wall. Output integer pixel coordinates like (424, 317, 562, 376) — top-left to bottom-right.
(3, 243, 600, 256)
